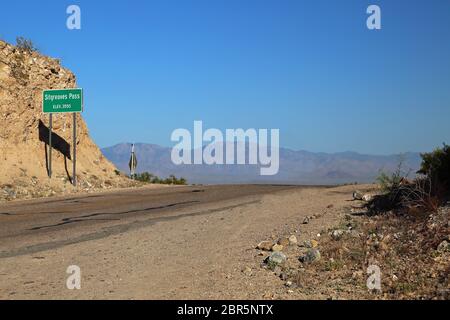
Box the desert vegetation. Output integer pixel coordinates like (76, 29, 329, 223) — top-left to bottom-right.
(15, 36, 37, 53)
(368, 144, 449, 214)
(133, 172, 187, 185)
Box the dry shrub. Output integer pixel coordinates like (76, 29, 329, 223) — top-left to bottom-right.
(369, 143, 450, 215)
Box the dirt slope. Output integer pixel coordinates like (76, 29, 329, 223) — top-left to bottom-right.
(0, 40, 137, 201)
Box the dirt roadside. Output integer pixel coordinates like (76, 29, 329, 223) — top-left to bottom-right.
(0, 184, 375, 300)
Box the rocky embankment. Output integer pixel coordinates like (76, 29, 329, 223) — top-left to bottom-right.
(0, 40, 138, 202)
(256, 188, 449, 299)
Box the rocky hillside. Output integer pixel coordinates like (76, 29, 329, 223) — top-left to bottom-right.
(0, 40, 137, 201)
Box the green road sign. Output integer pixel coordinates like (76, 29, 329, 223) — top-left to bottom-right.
(42, 88, 83, 113)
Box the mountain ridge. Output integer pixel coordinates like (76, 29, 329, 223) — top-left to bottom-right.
(102, 142, 422, 185)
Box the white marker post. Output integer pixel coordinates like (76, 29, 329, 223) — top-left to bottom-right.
(129, 144, 138, 179)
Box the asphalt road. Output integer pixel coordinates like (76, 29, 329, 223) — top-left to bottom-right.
(0, 184, 300, 259)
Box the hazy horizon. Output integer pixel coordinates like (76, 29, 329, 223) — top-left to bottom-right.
(101, 141, 427, 157)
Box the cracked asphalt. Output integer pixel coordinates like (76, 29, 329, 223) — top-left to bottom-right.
(0, 184, 298, 259)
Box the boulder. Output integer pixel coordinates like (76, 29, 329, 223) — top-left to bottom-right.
(299, 249, 321, 264)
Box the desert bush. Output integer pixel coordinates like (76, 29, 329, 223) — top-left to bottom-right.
(397, 177, 441, 213)
(371, 175, 441, 214)
(376, 161, 407, 194)
(134, 172, 187, 185)
(370, 146, 448, 213)
(417, 144, 450, 192)
(163, 174, 187, 185)
(16, 36, 37, 53)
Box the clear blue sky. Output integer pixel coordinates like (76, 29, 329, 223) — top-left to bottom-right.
(1, 0, 449, 154)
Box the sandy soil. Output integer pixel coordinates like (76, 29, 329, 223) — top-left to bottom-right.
(0, 184, 370, 300)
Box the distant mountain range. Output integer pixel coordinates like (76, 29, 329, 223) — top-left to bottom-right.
(101, 143, 422, 185)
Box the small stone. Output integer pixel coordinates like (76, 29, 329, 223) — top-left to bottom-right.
(303, 239, 319, 248)
(285, 281, 293, 287)
(437, 240, 450, 252)
(272, 244, 284, 252)
(353, 191, 363, 200)
(392, 275, 398, 282)
(268, 251, 287, 266)
(262, 293, 273, 299)
(299, 249, 321, 264)
(303, 217, 310, 224)
(330, 229, 345, 241)
(258, 251, 268, 257)
(288, 235, 298, 245)
(273, 266, 282, 276)
(277, 237, 290, 247)
(242, 267, 252, 276)
(257, 241, 273, 251)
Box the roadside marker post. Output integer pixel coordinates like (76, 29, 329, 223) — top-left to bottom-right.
(42, 88, 83, 187)
(129, 143, 137, 180)
(49, 113, 53, 178)
(73, 112, 77, 186)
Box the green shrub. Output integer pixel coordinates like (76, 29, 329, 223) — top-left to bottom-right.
(417, 143, 450, 191)
(376, 160, 408, 194)
(134, 172, 187, 185)
(370, 145, 449, 213)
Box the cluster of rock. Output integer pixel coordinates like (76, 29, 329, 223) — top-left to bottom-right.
(255, 229, 326, 289)
(257, 235, 298, 252)
(254, 208, 364, 291)
(252, 191, 449, 298)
